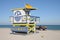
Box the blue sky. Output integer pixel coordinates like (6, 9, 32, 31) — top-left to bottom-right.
(0, 0, 60, 25)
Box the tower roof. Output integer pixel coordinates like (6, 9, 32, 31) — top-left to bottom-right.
(11, 4, 37, 11)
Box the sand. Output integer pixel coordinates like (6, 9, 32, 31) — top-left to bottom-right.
(0, 28, 60, 40)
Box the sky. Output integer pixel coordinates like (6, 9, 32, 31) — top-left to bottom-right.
(0, 0, 60, 25)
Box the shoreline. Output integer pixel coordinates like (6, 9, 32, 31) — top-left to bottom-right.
(0, 28, 60, 30)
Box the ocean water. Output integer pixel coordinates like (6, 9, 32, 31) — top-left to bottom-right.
(0, 25, 13, 28)
(45, 25, 60, 30)
(0, 25, 60, 30)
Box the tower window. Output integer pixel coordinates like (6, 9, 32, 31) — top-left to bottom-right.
(15, 11, 21, 15)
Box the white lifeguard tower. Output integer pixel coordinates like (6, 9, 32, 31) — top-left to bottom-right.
(10, 4, 40, 33)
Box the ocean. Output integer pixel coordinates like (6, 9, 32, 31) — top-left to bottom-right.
(0, 25, 60, 30)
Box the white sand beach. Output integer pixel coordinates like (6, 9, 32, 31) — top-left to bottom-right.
(0, 28, 60, 40)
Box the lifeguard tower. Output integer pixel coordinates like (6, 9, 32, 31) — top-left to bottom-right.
(10, 4, 40, 33)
